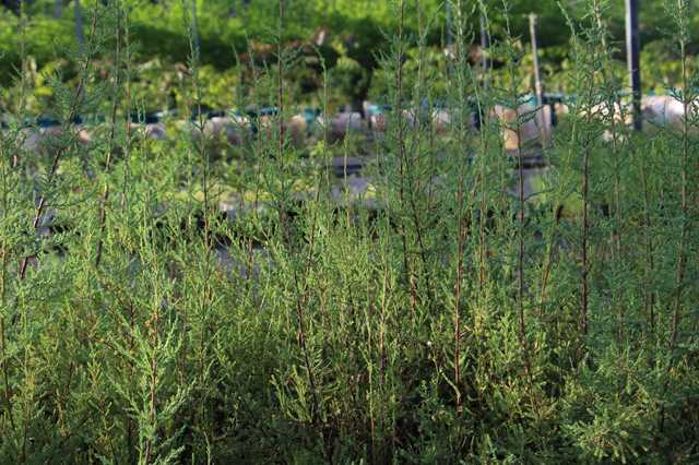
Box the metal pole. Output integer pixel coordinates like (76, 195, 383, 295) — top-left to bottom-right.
(480, 13, 490, 73)
(445, 0, 452, 50)
(74, 0, 84, 48)
(529, 13, 548, 143)
(626, 0, 642, 131)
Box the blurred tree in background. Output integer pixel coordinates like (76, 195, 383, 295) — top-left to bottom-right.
(1, 0, 698, 99)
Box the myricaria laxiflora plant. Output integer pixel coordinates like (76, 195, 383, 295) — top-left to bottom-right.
(0, 0, 696, 463)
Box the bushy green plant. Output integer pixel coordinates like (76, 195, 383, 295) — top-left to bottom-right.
(0, 0, 696, 464)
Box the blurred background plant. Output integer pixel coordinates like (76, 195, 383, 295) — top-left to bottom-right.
(2, 0, 699, 110)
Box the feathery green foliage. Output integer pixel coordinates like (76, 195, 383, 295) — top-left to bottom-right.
(0, 0, 697, 463)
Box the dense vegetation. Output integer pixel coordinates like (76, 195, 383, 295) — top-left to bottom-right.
(2, 0, 699, 94)
(0, 0, 697, 463)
